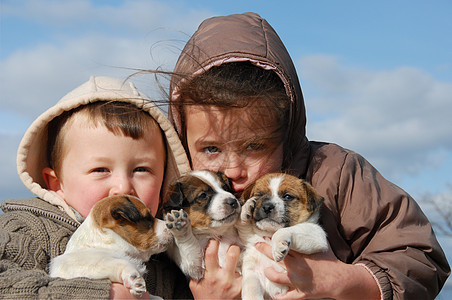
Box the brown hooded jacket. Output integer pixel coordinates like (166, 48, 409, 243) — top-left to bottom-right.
(169, 12, 450, 299)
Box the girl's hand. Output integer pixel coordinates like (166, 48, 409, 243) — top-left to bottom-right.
(110, 283, 151, 299)
(255, 242, 380, 300)
(189, 239, 242, 299)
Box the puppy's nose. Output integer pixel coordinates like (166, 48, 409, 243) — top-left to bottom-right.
(262, 202, 275, 214)
(226, 197, 238, 209)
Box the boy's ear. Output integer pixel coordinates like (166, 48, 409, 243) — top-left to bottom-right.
(42, 167, 63, 193)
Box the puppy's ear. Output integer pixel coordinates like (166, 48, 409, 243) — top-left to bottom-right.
(217, 172, 233, 193)
(111, 197, 143, 224)
(163, 181, 190, 212)
(302, 181, 324, 213)
(240, 182, 256, 205)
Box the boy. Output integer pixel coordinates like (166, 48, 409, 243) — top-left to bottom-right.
(0, 76, 191, 299)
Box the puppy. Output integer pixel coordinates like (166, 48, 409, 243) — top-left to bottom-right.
(162, 170, 242, 280)
(237, 173, 328, 300)
(49, 195, 172, 296)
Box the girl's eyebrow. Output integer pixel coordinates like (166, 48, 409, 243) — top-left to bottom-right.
(194, 139, 221, 148)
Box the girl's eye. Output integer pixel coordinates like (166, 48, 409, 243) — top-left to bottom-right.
(203, 146, 220, 154)
(283, 193, 295, 201)
(134, 167, 149, 172)
(92, 168, 109, 173)
(246, 143, 265, 151)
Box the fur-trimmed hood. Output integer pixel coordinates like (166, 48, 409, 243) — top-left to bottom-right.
(17, 76, 191, 222)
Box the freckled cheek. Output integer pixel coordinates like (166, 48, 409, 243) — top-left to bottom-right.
(191, 155, 222, 172)
(66, 189, 107, 218)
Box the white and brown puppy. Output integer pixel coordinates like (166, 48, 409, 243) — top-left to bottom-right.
(237, 173, 328, 300)
(163, 170, 242, 280)
(49, 195, 172, 296)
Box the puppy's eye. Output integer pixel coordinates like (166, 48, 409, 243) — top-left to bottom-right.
(283, 193, 295, 201)
(197, 192, 207, 200)
(254, 193, 264, 198)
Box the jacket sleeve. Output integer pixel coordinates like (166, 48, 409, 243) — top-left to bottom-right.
(0, 212, 111, 299)
(335, 151, 450, 299)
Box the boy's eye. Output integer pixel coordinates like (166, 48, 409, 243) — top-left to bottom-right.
(203, 146, 220, 154)
(92, 168, 109, 173)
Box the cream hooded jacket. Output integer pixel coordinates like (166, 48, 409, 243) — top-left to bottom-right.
(17, 75, 191, 221)
(169, 12, 450, 299)
(1, 76, 192, 299)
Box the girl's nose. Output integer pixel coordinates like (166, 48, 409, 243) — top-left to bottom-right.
(223, 154, 247, 181)
(223, 164, 246, 181)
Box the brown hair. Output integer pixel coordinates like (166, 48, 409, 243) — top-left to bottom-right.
(175, 61, 291, 163)
(47, 101, 161, 176)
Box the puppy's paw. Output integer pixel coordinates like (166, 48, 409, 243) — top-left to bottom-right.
(123, 271, 146, 296)
(165, 209, 190, 236)
(272, 229, 292, 262)
(189, 265, 205, 281)
(240, 198, 256, 223)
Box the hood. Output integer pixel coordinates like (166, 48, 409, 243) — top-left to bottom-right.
(17, 76, 191, 222)
(169, 12, 310, 176)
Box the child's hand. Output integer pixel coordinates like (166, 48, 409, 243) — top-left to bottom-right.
(255, 242, 380, 300)
(110, 283, 151, 299)
(189, 239, 242, 299)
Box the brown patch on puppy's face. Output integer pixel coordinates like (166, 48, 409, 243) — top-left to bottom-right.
(163, 171, 240, 229)
(91, 195, 170, 251)
(241, 173, 324, 232)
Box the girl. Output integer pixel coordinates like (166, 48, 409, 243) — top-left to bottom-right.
(168, 12, 450, 299)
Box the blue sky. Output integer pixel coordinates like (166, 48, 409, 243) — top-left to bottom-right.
(1, 0, 452, 292)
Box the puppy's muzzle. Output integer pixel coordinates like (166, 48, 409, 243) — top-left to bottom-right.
(255, 201, 275, 221)
(226, 197, 239, 209)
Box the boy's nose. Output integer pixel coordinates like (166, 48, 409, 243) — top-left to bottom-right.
(109, 176, 135, 196)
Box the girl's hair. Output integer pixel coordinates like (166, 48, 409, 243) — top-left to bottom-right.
(47, 101, 160, 176)
(176, 61, 291, 157)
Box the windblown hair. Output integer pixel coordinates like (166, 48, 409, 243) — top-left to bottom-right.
(174, 61, 291, 162)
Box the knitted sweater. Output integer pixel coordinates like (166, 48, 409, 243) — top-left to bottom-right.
(0, 197, 192, 299)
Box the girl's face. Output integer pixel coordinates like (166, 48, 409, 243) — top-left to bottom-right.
(185, 105, 284, 197)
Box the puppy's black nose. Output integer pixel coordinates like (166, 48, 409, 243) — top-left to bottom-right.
(226, 197, 238, 209)
(262, 202, 275, 214)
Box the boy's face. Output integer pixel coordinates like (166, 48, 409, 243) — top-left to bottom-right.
(47, 117, 165, 218)
(185, 105, 283, 197)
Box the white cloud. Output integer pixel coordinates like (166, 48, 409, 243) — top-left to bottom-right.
(300, 54, 452, 180)
(0, 0, 212, 202)
(2, 0, 208, 34)
(0, 0, 211, 119)
(0, 134, 33, 201)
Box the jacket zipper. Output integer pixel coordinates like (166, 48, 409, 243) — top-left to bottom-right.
(3, 203, 80, 228)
